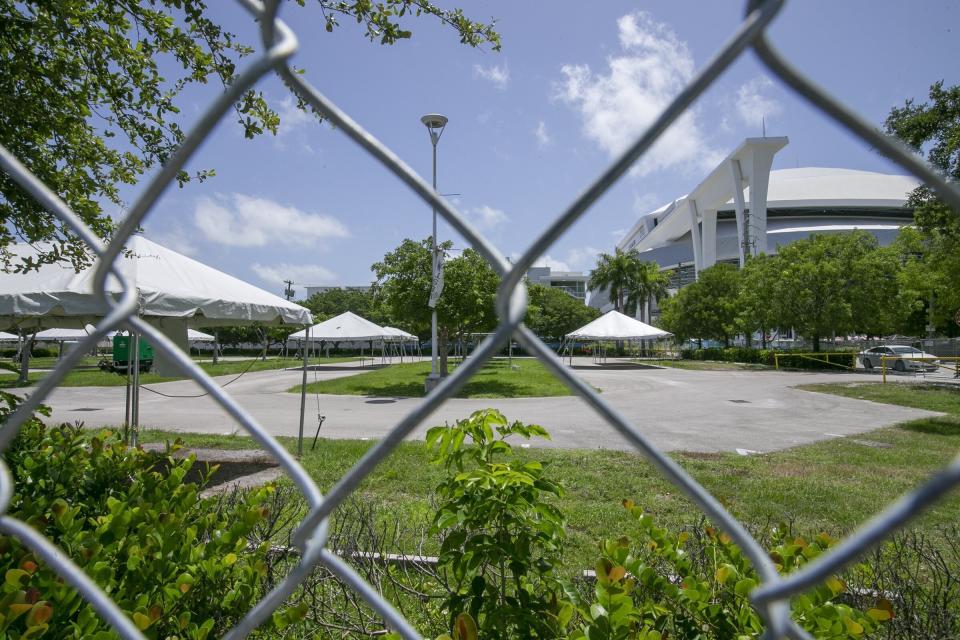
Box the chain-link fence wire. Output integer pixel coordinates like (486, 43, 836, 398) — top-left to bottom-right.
(0, 0, 959, 638)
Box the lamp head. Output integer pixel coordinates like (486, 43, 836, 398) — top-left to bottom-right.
(421, 113, 448, 145)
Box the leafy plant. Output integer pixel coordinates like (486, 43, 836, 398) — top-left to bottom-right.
(427, 409, 570, 638)
(571, 503, 890, 639)
(0, 391, 296, 639)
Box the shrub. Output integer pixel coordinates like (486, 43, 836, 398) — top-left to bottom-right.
(0, 391, 293, 639)
(427, 409, 570, 638)
(680, 347, 857, 370)
(571, 503, 890, 639)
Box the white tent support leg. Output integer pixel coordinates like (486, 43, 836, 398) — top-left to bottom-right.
(124, 333, 132, 444)
(131, 332, 140, 447)
(298, 330, 310, 457)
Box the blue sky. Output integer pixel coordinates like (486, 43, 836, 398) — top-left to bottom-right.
(133, 0, 958, 298)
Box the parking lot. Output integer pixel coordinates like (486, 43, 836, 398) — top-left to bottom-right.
(31, 359, 942, 453)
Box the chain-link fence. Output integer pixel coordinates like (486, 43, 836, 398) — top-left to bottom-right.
(1, 0, 959, 638)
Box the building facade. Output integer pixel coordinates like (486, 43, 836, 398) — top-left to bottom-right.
(526, 266, 590, 303)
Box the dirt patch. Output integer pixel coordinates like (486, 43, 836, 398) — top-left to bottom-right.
(676, 451, 725, 461)
(142, 444, 278, 489)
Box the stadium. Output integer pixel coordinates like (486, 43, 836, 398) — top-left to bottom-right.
(596, 137, 919, 308)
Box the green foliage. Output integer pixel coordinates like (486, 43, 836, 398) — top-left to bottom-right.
(885, 80, 960, 333)
(526, 284, 600, 342)
(372, 238, 499, 374)
(0, 1, 499, 269)
(0, 391, 288, 638)
(427, 410, 569, 638)
(572, 505, 888, 640)
(660, 264, 741, 347)
(588, 249, 668, 318)
(771, 233, 899, 349)
(681, 347, 857, 370)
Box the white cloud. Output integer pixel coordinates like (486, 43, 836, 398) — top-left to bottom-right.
(565, 246, 604, 271)
(735, 76, 782, 129)
(533, 121, 551, 147)
(474, 63, 510, 90)
(276, 95, 313, 137)
(146, 227, 198, 257)
(469, 205, 509, 230)
(193, 193, 349, 248)
(251, 263, 339, 292)
(531, 255, 572, 272)
(554, 11, 721, 176)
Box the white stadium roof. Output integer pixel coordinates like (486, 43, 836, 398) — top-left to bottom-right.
(735, 167, 920, 210)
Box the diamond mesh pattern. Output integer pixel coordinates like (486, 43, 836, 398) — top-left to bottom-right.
(0, 0, 958, 638)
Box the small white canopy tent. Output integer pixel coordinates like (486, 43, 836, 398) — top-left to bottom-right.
(289, 311, 395, 450)
(187, 329, 215, 342)
(0, 331, 18, 341)
(289, 311, 393, 343)
(564, 310, 672, 364)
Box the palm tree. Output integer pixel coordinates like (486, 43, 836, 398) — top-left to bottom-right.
(627, 261, 671, 324)
(588, 248, 642, 312)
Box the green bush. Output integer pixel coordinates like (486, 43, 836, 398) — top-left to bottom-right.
(571, 503, 890, 639)
(0, 391, 295, 639)
(427, 409, 569, 639)
(681, 348, 857, 370)
(1, 348, 56, 359)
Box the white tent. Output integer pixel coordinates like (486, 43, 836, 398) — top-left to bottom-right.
(0, 235, 312, 443)
(289, 311, 392, 342)
(187, 329, 215, 342)
(0, 331, 20, 342)
(566, 310, 672, 341)
(34, 327, 116, 341)
(383, 326, 417, 341)
(0, 235, 312, 329)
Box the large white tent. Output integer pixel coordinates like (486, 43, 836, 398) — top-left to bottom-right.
(289, 311, 392, 342)
(0, 331, 18, 342)
(0, 235, 311, 329)
(566, 310, 672, 341)
(0, 235, 312, 442)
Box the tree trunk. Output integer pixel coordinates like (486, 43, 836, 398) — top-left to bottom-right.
(812, 335, 820, 352)
(439, 328, 449, 376)
(760, 328, 767, 349)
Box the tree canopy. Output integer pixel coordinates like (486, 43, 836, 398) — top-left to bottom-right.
(372, 237, 499, 374)
(0, 1, 499, 270)
(525, 283, 600, 343)
(660, 263, 740, 347)
(885, 80, 960, 333)
(589, 248, 667, 317)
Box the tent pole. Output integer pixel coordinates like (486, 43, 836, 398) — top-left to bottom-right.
(298, 330, 309, 457)
(123, 333, 132, 444)
(131, 331, 140, 447)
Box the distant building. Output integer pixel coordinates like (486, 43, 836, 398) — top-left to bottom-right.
(593, 137, 919, 320)
(304, 285, 372, 299)
(526, 266, 590, 303)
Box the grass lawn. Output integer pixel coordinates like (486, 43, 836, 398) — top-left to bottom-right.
(0, 356, 356, 389)
(140, 383, 960, 571)
(291, 358, 574, 398)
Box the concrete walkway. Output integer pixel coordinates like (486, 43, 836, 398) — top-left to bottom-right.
(26, 357, 941, 453)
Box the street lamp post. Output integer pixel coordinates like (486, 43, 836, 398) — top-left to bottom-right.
(421, 113, 448, 392)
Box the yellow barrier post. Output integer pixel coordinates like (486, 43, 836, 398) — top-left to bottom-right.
(881, 355, 887, 384)
(774, 352, 779, 370)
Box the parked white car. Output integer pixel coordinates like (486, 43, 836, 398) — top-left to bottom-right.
(859, 345, 940, 372)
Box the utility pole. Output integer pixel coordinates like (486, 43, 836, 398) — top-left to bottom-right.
(283, 279, 295, 301)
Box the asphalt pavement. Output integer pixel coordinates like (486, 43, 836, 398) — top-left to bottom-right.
(22, 357, 941, 453)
